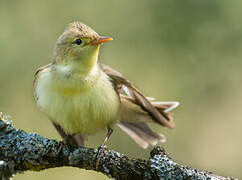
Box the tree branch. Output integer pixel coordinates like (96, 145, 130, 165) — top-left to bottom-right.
(0, 113, 237, 180)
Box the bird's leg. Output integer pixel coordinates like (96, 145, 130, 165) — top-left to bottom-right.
(93, 127, 113, 170)
(63, 135, 75, 145)
(102, 127, 113, 147)
(57, 134, 86, 155)
(57, 135, 74, 154)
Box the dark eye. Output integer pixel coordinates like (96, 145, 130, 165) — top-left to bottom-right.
(75, 39, 83, 45)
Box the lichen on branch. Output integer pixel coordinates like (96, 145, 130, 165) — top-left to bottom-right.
(0, 113, 237, 180)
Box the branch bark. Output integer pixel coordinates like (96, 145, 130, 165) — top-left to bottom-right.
(0, 113, 237, 180)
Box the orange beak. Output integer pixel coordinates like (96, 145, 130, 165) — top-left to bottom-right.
(91, 36, 113, 45)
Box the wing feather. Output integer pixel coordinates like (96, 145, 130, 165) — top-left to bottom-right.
(101, 63, 176, 129)
(33, 63, 53, 101)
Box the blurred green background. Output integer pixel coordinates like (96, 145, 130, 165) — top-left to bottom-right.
(0, 0, 242, 179)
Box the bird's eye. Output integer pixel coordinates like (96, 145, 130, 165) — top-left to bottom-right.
(74, 39, 83, 45)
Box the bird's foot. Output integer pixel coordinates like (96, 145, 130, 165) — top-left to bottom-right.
(93, 128, 113, 169)
(57, 141, 65, 154)
(93, 144, 108, 170)
(57, 136, 74, 154)
(63, 136, 72, 144)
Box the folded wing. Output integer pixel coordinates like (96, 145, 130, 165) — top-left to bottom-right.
(101, 63, 179, 148)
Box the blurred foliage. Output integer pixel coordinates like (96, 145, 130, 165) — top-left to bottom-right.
(0, 0, 242, 179)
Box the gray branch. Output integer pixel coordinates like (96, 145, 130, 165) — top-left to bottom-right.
(0, 114, 237, 180)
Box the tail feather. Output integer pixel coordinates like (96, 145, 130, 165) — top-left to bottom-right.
(118, 99, 179, 149)
(118, 122, 166, 149)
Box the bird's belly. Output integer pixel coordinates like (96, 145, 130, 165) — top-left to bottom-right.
(36, 72, 120, 135)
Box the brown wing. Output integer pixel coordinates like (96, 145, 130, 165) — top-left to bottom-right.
(101, 63, 175, 129)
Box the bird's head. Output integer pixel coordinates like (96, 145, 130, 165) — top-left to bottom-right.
(54, 22, 112, 71)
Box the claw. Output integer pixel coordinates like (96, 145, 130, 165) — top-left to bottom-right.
(57, 141, 66, 154)
(94, 144, 108, 170)
(93, 127, 113, 170)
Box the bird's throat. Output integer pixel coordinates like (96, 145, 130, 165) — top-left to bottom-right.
(58, 45, 100, 77)
(78, 46, 100, 73)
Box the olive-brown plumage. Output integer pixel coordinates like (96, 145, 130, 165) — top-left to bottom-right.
(34, 22, 179, 148)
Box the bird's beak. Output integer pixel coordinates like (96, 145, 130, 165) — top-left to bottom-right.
(91, 36, 113, 45)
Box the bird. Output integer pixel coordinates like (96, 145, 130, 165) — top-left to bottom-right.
(34, 22, 179, 149)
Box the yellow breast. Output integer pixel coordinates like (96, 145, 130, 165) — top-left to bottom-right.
(35, 65, 120, 135)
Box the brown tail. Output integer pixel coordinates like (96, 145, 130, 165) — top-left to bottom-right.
(118, 101, 179, 148)
(118, 122, 166, 149)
